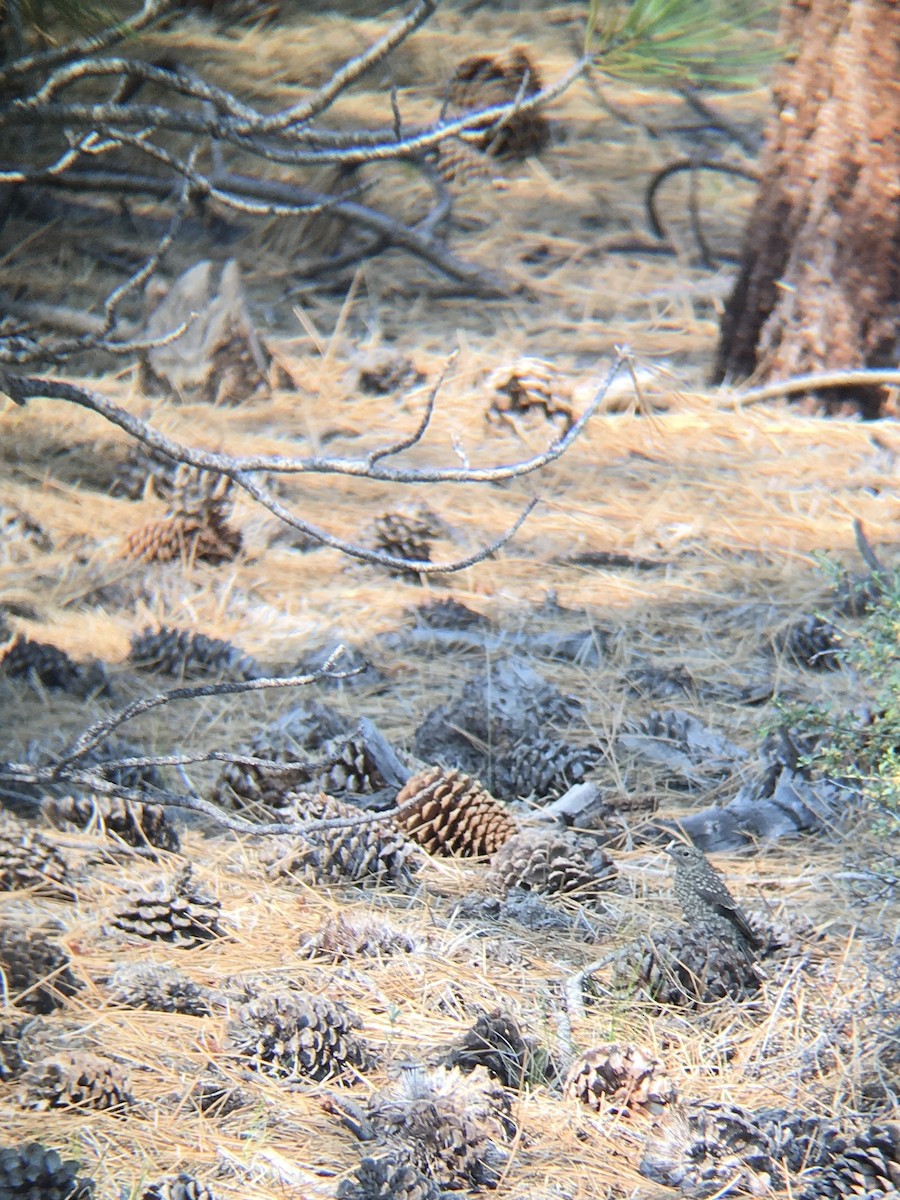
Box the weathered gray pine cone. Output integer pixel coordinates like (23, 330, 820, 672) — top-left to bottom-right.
(20, 1051, 133, 1112)
(263, 792, 421, 889)
(565, 1043, 677, 1115)
(774, 615, 842, 669)
(372, 510, 440, 572)
(337, 1151, 450, 1200)
(0, 820, 69, 894)
(367, 1065, 512, 1190)
(0, 635, 109, 697)
(0, 501, 52, 554)
(106, 962, 215, 1016)
(612, 925, 761, 1007)
(130, 625, 260, 680)
(498, 734, 599, 800)
(0, 1020, 33, 1082)
(0, 1142, 93, 1200)
(299, 913, 416, 962)
(395, 767, 517, 858)
(110, 868, 224, 947)
(43, 792, 180, 853)
(641, 1100, 783, 1195)
(799, 1121, 900, 1197)
(486, 358, 573, 430)
(230, 989, 371, 1083)
(489, 828, 616, 899)
(0, 924, 81, 1013)
(754, 1108, 847, 1174)
(142, 1173, 217, 1200)
(447, 1010, 537, 1091)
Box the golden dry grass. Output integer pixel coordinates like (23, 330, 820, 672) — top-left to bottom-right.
(1, 3, 899, 1199)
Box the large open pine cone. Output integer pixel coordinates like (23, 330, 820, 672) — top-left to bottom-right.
(337, 1151, 447, 1200)
(367, 1065, 511, 1191)
(800, 1121, 900, 1197)
(43, 792, 179, 853)
(565, 1044, 677, 1115)
(230, 989, 371, 1083)
(641, 1100, 783, 1195)
(372, 510, 440, 573)
(1, 635, 109, 697)
(489, 828, 615, 899)
(395, 767, 517, 858)
(0, 924, 81, 1014)
(0, 820, 69, 894)
(613, 925, 761, 1007)
(142, 1174, 218, 1200)
(486, 359, 574, 432)
(263, 792, 420, 889)
(0, 1142, 93, 1199)
(111, 868, 224, 947)
(130, 625, 260, 680)
(447, 1010, 537, 1091)
(20, 1051, 133, 1112)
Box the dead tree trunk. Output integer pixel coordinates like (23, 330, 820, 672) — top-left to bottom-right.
(713, 0, 900, 417)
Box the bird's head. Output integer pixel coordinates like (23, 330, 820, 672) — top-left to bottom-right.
(665, 840, 699, 866)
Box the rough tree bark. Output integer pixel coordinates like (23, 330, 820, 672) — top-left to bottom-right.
(713, 0, 900, 417)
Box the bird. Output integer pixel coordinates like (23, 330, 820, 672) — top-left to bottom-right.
(665, 841, 760, 957)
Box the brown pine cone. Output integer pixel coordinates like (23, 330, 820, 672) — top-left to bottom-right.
(565, 1044, 677, 1115)
(486, 359, 574, 431)
(372, 510, 441, 574)
(395, 767, 517, 858)
(20, 1050, 133, 1112)
(445, 47, 550, 159)
(43, 792, 180, 853)
(0, 924, 81, 1013)
(230, 989, 371, 1083)
(106, 962, 214, 1016)
(300, 913, 416, 962)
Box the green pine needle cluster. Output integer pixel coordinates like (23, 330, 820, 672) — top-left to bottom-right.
(585, 0, 779, 90)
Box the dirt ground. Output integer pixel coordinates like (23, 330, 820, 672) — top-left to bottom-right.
(0, 3, 898, 1198)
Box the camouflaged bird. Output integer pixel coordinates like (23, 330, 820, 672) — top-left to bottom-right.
(666, 841, 760, 958)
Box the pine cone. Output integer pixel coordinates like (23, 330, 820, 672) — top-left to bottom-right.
(0, 1020, 31, 1082)
(337, 1151, 448, 1200)
(123, 469, 241, 565)
(111, 868, 224, 947)
(20, 1051, 133, 1112)
(498, 734, 598, 800)
(0, 820, 69, 894)
(300, 913, 416, 962)
(142, 1174, 217, 1200)
(130, 625, 260, 680)
(372, 510, 440, 573)
(0, 924, 81, 1014)
(263, 792, 420, 889)
(641, 1100, 783, 1195)
(0, 1142, 93, 1200)
(230, 989, 371, 1083)
(775, 616, 842, 670)
(367, 1065, 511, 1190)
(612, 925, 761, 1008)
(447, 1010, 536, 1090)
(110, 443, 180, 502)
(106, 963, 214, 1016)
(754, 1108, 846, 1174)
(489, 828, 615, 899)
(0, 635, 109, 697)
(445, 47, 550, 159)
(800, 1121, 900, 1198)
(43, 793, 180, 853)
(211, 706, 350, 812)
(486, 359, 573, 431)
(356, 351, 425, 396)
(565, 1044, 677, 1115)
(433, 138, 497, 190)
(395, 767, 517, 858)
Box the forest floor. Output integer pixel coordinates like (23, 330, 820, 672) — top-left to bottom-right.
(0, 3, 898, 1199)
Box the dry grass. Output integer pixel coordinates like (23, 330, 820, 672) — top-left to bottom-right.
(1, 3, 899, 1198)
